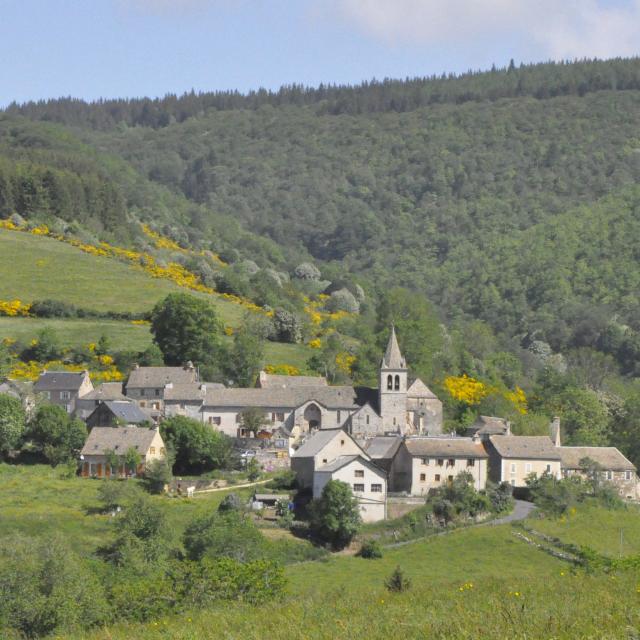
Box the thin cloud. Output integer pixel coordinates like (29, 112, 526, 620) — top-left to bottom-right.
(329, 0, 640, 60)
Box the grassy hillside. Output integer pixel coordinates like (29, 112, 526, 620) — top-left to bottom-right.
(3, 465, 640, 639)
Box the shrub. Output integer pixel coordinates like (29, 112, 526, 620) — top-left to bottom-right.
(266, 469, 298, 491)
(142, 458, 172, 494)
(309, 480, 361, 550)
(485, 481, 515, 513)
(326, 288, 359, 313)
(358, 539, 383, 559)
(218, 492, 243, 513)
(29, 299, 78, 318)
(27, 405, 87, 466)
(0, 394, 26, 459)
(293, 262, 321, 281)
(97, 480, 140, 512)
(385, 565, 411, 592)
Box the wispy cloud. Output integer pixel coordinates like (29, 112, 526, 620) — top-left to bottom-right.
(328, 0, 640, 60)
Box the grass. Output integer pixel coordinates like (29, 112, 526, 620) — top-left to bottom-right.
(0, 229, 243, 324)
(5, 465, 640, 639)
(526, 502, 640, 557)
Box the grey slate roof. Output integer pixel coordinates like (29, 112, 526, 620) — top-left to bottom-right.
(558, 447, 636, 471)
(292, 429, 358, 458)
(257, 372, 328, 389)
(407, 378, 438, 399)
(466, 415, 510, 436)
(405, 437, 488, 458)
(96, 401, 150, 424)
(34, 371, 88, 392)
(316, 454, 386, 476)
(80, 383, 126, 401)
(381, 326, 406, 369)
(164, 382, 223, 402)
(81, 426, 159, 456)
(363, 436, 403, 460)
(126, 366, 197, 389)
(489, 436, 561, 460)
(203, 385, 369, 410)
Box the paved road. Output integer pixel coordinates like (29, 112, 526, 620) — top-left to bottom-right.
(489, 499, 536, 525)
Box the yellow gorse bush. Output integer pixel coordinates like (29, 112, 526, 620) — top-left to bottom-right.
(264, 364, 301, 376)
(503, 386, 528, 414)
(0, 299, 31, 317)
(335, 352, 356, 375)
(444, 375, 490, 405)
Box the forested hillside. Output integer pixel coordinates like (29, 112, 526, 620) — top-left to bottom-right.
(4, 57, 640, 453)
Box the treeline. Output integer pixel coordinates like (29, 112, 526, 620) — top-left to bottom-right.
(5, 57, 640, 129)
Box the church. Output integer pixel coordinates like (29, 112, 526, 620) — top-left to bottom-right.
(197, 327, 443, 439)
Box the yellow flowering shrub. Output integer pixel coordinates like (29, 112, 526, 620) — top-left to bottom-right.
(0, 299, 31, 317)
(308, 338, 322, 349)
(141, 224, 186, 252)
(224, 326, 234, 336)
(503, 386, 528, 414)
(264, 364, 301, 376)
(130, 319, 150, 326)
(444, 375, 491, 405)
(335, 352, 356, 375)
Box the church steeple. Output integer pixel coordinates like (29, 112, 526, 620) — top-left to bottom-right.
(381, 325, 407, 370)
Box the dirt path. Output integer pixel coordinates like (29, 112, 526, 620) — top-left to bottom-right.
(192, 479, 270, 495)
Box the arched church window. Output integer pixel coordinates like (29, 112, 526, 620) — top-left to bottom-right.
(387, 375, 393, 390)
(394, 375, 400, 390)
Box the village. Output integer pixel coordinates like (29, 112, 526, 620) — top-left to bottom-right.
(2, 327, 636, 524)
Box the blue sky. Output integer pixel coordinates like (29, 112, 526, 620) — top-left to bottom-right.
(1, 0, 640, 106)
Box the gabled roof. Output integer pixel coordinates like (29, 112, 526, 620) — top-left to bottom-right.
(81, 426, 160, 456)
(404, 437, 488, 458)
(79, 382, 126, 401)
(126, 366, 197, 388)
(489, 435, 561, 460)
(466, 415, 510, 436)
(558, 447, 636, 472)
(164, 382, 222, 402)
(292, 428, 367, 458)
(34, 370, 88, 392)
(316, 454, 386, 477)
(91, 401, 150, 424)
(381, 326, 406, 369)
(407, 378, 438, 399)
(203, 385, 370, 410)
(363, 436, 403, 460)
(257, 371, 328, 389)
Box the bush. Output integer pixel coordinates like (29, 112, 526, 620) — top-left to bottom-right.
(97, 480, 141, 512)
(218, 492, 243, 513)
(142, 458, 172, 494)
(29, 299, 78, 318)
(485, 481, 515, 514)
(358, 539, 383, 559)
(309, 480, 362, 550)
(428, 472, 492, 524)
(265, 469, 298, 491)
(385, 565, 411, 592)
(27, 405, 87, 466)
(0, 394, 26, 459)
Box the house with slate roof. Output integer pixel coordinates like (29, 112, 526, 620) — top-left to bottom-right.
(75, 382, 129, 420)
(86, 400, 152, 428)
(124, 363, 198, 414)
(465, 415, 511, 441)
(391, 436, 489, 494)
(164, 382, 223, 420)
(80, 426, 165, 478)
(34, 370, 93, 414)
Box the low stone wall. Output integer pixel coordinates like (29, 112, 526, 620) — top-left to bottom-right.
(387, 495, 425, 519)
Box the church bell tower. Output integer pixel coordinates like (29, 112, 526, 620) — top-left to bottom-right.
(379, 326, 408, 432)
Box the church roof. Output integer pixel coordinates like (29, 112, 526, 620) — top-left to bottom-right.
(407, 378, 438, 399)
(381, 326, 406, 369)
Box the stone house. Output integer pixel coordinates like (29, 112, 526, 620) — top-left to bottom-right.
(486, 435, 561, 487)
(558, 446, 639, 499)
(361, 435, 403, 473)
(390, 437, 489, 494)
(124, 363, 198, 415)
(164, 382, 223, 420)
(80, 426, 166, 478)
(291, 428, 368, 490)
(314, 455, 387, 522)
(465, 415, 511, 441)
(75, 382, 129, 420)
(34, 370, 93, 414)
(86, 400, 152, 428)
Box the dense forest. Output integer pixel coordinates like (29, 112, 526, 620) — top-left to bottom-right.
(3, 57, 640, 456)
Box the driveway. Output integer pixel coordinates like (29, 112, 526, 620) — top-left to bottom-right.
(489, 499, 536, 525)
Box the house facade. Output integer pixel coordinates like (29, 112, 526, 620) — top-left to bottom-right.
(390, 437, 488, 494)
(486, 435, 562, 487)
(33, 370, 93, 414)
(124, 363, 198, 414)
(80, 426, 166, 478)
(75, 382, 129, 420)
(314, 455, 387, 522)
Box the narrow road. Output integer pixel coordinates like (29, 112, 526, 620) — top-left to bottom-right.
(192, 478, 270, 495)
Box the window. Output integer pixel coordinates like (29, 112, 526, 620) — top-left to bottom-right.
(546, 464, 552, 473)
(272, 412, 285, 422)
(510, 463, 516, 474)
(150, 447, 156, 455)
(160, 447, 166, 455)
(435, 474, 441, 482)
(340, 439, 345, 446)
(60, 390, 71, 400)
(322, 458, 327, 464)
(140, 389, 145, 397)
(626, 471, 633, 481)
(95, 400, 100, 407)
(393, 417, 396, 426)
(421, 458, 429, 466)
(447, 459, 455, 467)
(437, 459, 444, 466)
(420, 473, 426, 482)
(606, 471, 613, 481)
(353, 484, 365, 492)
(152, 402, 160, 410)
(155, 389, 161, 397)
(394, 375, 400, 391)
(448, 475, 454, 483)
(510, 479, 516, 486)
(366, 415, 370, 425)
(209, 416, 221, 426)
(467, 459, 475, 467)
(139, 401, 146, 407)
(337, 410, 341, 423)
(371, 484, 382, 493)
(355, 469, 364, 478)
(387, 375, 393, 390)
(525, 463, 532, 473)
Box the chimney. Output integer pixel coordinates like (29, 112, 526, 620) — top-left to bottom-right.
(550, 417, 561, 447)
(133, 363, 139, 370)
(505, 420, 512, 436)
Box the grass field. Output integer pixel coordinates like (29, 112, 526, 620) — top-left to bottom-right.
(5, 464, 640, 639)
(0, 229, 243, 324)
(527, 502, 640, 557)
